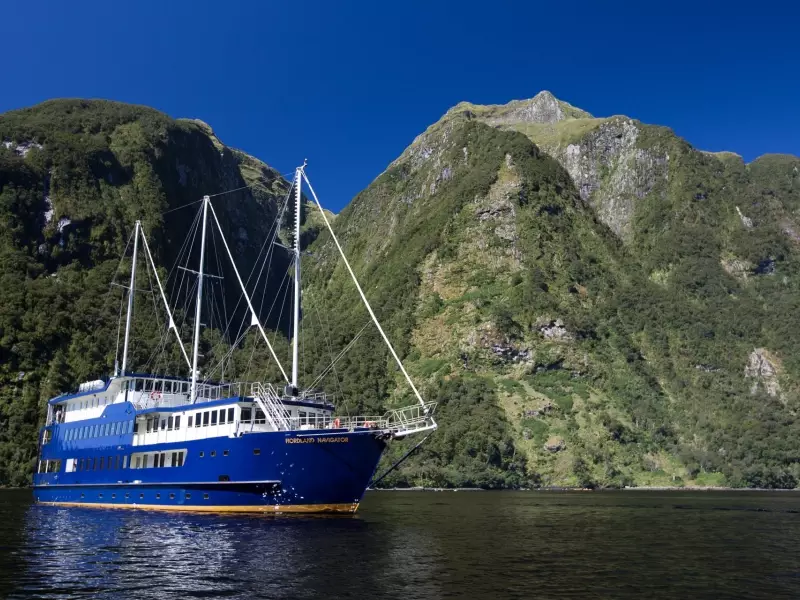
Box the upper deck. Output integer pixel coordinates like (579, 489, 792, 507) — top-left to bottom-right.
(47, 374, 334, 427)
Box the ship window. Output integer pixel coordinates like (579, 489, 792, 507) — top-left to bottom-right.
(211, 412, 218, 426)
(133, 421, 139, 434)
(146, 419, 152, 434)
(140, 493, 144, 499)
(199, 451, 204, 458)
(91, 458, 96, 470)
(160, 419, 166, 431)
(203, 412, 210, 426)
(159, 454, 166, 468)
(188, 416, 193, 428)
(169, 493, 175, 500)
(219, 409, 226, 425)
(227, 408, 234, 423)
(156, 493, 160, 500)
(115, 456, 120, 470)
(171, 452, 177, 466)
(195, 414, 201, 428)
(98, 494, 103, 499)
(241, 407, 252, 423)
(254, 408, 265, 424)
(299, 411, 307, 425)
(154, 381, 163, 392)
(135, 456, 141, 469)
(123, 456, 128, 469)
(185, 493, 191, 499)
(223, 449, 229, 457)
(125, 493, 130, 499)
(98, 457, 104, 470)
(167, 416, 174, 431)
(111, 493, 116, 499)
(253, 448, 261, 456)
(203, 494, 209, 500)
(177, 452, 184, 467)
(210, 450, 216, 458)
(175, 416, 181, 430)
(108, 456, 113, 469)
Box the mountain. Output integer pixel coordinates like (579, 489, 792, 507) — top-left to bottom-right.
(0, 99, 294, 485)
(2, 94, 799, 490)
(301, 91, 800, 489)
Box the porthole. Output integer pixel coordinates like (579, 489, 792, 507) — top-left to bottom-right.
(125, 493, 130, 499)
(210, 450, 216, 458)
(139, 493, 144, 500)
(185, 493, 191, 500)
(253, 448, 260, 456)
(223, 450, 229, 457)
(156, 493, 161, 499)
(80, 493, 85, 499)
(199, 451, 204, 458)
(98, 494, 103, 499)
(169, 493, 175, 500)
(203, 493, 209, 500)
(111, 493, 116, 499)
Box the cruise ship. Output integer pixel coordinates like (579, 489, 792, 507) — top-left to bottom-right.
(33, 164, 437, 513)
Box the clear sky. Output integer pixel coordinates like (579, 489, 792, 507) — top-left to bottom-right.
(2, 0, 798, 212)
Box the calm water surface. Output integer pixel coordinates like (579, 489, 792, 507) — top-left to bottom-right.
(1, 489, 799, 599)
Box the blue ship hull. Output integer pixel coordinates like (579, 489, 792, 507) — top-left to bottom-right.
(34, 400, 388, 513)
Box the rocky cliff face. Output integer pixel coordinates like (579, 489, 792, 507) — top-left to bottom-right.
(304, 93, 800, 490)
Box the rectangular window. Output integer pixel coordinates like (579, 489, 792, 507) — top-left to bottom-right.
(175, 416, 181, 430)
(98, 457, 104, 470)
(241, 407, 252, 422)
(133, 421, 139, 434)
(211, 411, 218, 426)
(168, 416, 174, 431)
(227, 407, 234, 423)
(203, 412, 210, 426)
(146, 419, 152, 434)
(115, 456, 120, 470)
(171, 452, 177, 467)
(177, 452, 184, 467)
(219, 409, 226, 425)
(135, 379, 144, 392)
(91, 458, 97, 471)
(254, 408, 265, 424)
(123, 456, 128, 469)
(195, 414, 201, 428)
(142, 454, 148, 468)
(159, 453, 166, 468)
(108, 456, 113, 469)
(160, 419, 166, 431)
(299, 411, 308, 425)
(188, 416, 193, 428)
(135, 456, 141, 469)
(223, 449, 229, 457)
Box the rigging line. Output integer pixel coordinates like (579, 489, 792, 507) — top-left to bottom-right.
(224, 181, 293, 348)
(312, 296, 348, 405)
(306, 320, 372, 391)
(303, 170, 428, 409)
(207, 197, 290, 383)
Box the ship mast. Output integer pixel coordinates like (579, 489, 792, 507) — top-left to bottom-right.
(291, 162, 306, 394)
(120, 220, 140, 375)
(190, 195, 210, 403)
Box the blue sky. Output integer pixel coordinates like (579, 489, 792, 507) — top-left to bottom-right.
(2, 0, 798, 212)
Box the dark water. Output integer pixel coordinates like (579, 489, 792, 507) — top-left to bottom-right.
(1, 490, 799, 599)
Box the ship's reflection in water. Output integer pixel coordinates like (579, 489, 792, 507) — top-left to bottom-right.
(2, 489, 800, 599)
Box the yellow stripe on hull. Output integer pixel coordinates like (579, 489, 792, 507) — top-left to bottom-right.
(37, 501, 360, 514)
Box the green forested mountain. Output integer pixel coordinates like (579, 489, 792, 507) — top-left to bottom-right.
(2, 94, 800, 490)
(0, 99, 293, 485)
(301, 92, 800, 489)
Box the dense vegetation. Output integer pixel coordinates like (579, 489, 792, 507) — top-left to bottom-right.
(2, 96, 799, 490)
(0, 100, 291, 485)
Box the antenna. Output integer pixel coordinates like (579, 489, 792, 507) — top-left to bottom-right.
(190, 196, 209, 403)
(291, 161, 306, 393)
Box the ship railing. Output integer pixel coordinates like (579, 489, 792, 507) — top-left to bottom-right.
(315, 402, 438, 437)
